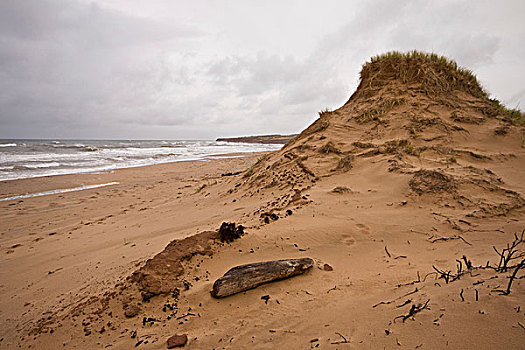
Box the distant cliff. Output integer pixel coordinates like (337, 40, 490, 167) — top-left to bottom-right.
(216, 134, 296, 144)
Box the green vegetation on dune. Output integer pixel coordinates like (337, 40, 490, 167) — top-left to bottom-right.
(359, 50, 523, 123)
(361, 50, 488, 99)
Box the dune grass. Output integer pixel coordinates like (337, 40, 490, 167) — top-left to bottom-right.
(360, 50, 523, 122)
(244, 154, 269, 178)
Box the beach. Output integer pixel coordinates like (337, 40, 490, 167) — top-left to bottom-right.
(1, 148, 524, 349)
(1, 53, 525, 349)
(1, 153, 270, 348)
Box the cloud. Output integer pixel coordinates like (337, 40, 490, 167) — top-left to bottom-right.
(0, 0, 205, 138)
(0, 0, 524, 139)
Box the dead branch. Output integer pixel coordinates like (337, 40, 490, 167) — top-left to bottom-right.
(394, 299, 431, 323)
(456, 259, 463, 275)
(330, 332, 350, 344)
(493, 230, 524, 272)
(462, 255, 472, 270)
(396, 271, 438, 288)
(397, 271, 421, 287)
(372, 287, 419, 308)
(432, 265, 453, 284)
(493, 259, 525, 295)
(176, 312, 196, 320)
(433, 255, 478, 284)
(429, 235, 471, 246)
(327, 285, 337, 293)
(396, 299, 412, 308)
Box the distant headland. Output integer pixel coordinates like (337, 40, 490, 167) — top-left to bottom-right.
(216, 134, 297, 144)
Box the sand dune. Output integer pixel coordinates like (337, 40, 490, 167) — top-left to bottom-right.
(1, 52, 524, 349)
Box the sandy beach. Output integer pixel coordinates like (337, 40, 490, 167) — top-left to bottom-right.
(0, 154, 271, 348)
(1, 53, 525, 349)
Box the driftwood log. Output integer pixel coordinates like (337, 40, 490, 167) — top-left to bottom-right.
(211, 258, 314, 298)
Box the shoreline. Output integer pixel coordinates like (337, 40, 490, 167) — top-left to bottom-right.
(0, 149, 275, 183)
(0, 151, 271, 198)
(0, 138, 281, 182)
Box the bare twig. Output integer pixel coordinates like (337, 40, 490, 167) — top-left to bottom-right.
(429, 235, 471, 246)
(493, 259, 525, 295)
(493, 230, 524, 272)
(397, 271, 437, 288)
(327, 285, 337, 293)
(394, 299, 431, 323)
(433, 265, 453, 284)
(330, 332, 350, 344)
(396, 299, 412, 308)
(176, 312, 196, 320)
(462, 255, 473, 270)
(397, 271, 421, 287)
(372, 288, 419, 308)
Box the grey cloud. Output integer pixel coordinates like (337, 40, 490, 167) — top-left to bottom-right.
(0, 1, 524, 139)
(200, 51, 347, 133)
(0, 0, 205, 138)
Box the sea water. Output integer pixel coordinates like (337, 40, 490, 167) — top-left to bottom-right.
(0, 139, 282, 181)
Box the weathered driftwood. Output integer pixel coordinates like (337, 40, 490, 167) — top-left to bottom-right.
(211, 258, 314, 298)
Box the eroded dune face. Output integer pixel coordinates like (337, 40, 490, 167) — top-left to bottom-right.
(5, 52, 524, 349)
(240, 52, 524, 219)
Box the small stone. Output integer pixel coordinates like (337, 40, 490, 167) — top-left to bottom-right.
(323, 264, 333, 272)
(167, 334, 188, 348)
(124, 305, 141, 318)
(286, 209, 293, 216)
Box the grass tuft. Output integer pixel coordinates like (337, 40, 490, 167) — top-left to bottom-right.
(244, 155, 269, 178)
(319, 108, 332, 118)
(319, 141, 341, 154)
(360, 50, 488, 99)
(355, 51, 523, 121)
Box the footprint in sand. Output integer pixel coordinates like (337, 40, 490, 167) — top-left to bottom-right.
(355, 223, 372, 237)
(340, 233, 355, 246)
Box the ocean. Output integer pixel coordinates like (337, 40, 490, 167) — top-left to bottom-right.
(0, 139, 282, 181)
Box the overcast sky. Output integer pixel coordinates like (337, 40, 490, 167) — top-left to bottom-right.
(1, 0, 524, 140)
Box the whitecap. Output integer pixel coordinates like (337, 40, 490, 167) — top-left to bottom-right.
(23, 162, 61, 169)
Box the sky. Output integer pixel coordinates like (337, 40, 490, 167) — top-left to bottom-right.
(0, 0, 524, 140)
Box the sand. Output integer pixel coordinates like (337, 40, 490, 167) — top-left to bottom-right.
(1, 53, 525, 349)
